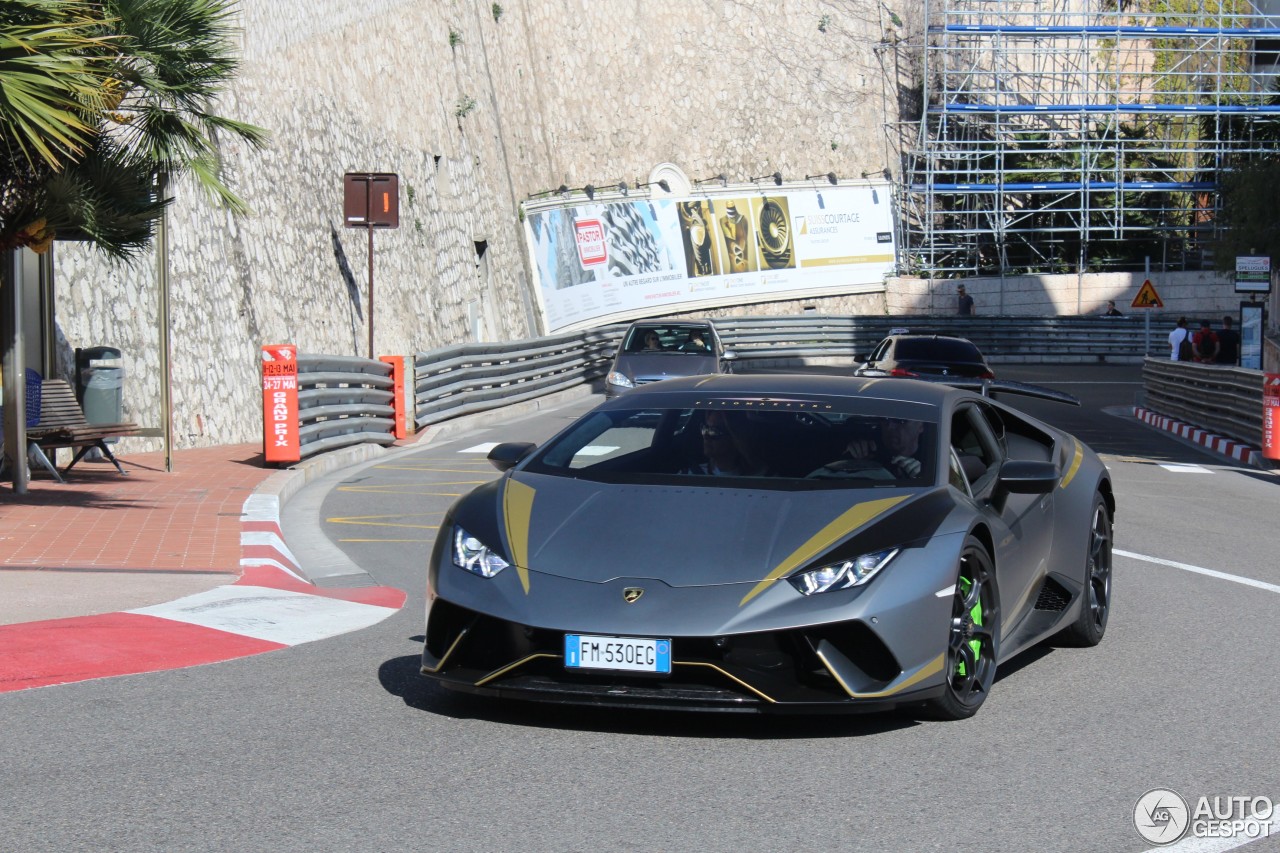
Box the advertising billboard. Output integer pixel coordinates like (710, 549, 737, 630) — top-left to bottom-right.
(522, 184, 895, 332)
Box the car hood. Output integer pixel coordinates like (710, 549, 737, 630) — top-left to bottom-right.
(612, 352, 717, 381)
(490, 472, 958, 587)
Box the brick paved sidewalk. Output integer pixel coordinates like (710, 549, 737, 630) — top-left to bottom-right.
(0, 444, 276, 624)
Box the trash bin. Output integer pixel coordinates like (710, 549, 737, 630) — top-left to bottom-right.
(75, 346, 124, 427)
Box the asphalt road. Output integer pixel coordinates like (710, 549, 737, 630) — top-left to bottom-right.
(3, 364, 1278, 852)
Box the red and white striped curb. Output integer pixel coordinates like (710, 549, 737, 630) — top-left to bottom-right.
(0, 493, 405, 693)
(1133, 407, 1261, 466)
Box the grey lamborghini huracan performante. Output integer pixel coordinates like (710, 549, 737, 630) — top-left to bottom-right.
(421, 374, 1114, 720)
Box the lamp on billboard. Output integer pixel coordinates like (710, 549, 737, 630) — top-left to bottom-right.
(343, 172, 399, 359)
(635, 179, 670, 194)
(751, 171, 784, 186)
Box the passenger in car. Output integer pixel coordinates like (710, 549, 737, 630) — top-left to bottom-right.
(808, 417, 925, 480)
(683, 411, 769, 476)
(642, 331, 664, 351)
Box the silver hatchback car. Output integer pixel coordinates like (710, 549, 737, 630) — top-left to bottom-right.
(604, 320, 737, 399)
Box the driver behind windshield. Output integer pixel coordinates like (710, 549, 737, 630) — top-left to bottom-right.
(808, 417, 925, 480)
(679, 329, 710, 352)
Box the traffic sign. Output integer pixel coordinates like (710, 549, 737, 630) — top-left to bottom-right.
(1132, 279, 1163, 308)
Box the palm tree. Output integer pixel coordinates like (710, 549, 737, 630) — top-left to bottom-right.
(1, 0, 267, 258)
(99, 0, 268, 216)
(1, 0, 116, 253)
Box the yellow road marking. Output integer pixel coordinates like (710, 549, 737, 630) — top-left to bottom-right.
(326, 514, 440, 529)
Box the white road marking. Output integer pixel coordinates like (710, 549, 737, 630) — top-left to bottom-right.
(459, 443, 500, 453)
(1158, 463, 1212, 473)
(1115, 550, 1280, 595)
(576, 445, 619, 456)
(129, 586, 398, 645)
(1143, 813, 1278, 852)
(934, 585, 954, 598)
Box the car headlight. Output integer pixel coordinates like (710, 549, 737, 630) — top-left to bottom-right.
(453, 527, 510, 578)
(787, 548, 899, 595)
(606, 370, 634, 388)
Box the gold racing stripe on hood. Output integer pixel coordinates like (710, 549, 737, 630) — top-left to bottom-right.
(739, 495, 910, 607)
(1059, 438, 1083, 490)
(502, 479, 535, 593)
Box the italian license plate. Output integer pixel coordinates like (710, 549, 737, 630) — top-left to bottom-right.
(564, 634, 672, 674)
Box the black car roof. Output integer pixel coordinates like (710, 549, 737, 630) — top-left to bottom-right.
(599, 372, 957, 407)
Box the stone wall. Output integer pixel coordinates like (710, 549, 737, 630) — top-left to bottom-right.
(49, 0, 919, 451)
(889, 270, 1245, 318)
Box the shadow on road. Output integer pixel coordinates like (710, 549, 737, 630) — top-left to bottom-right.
(377, 652, 922, 739)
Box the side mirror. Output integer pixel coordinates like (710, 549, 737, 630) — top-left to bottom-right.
(721, 349, 739, 361)
(992, 460, 1058, 510)
(488, 441, 536, 472)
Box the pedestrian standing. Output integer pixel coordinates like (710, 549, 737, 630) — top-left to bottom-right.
(1215, 315, 1240, 366)
(1169, 317, 1194, 361)
(957, 284, 975, 316)
(1102, 300, 1124, 316)
(1193, 319, 1219, 363)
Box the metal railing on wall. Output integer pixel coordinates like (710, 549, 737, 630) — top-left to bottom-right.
(270, 313, 1269, 465)
(412, 326, 623, 431)
(296, 354, 398, 459)
(1141, 358, 1264, 448)
(712, 314, 1163, 363)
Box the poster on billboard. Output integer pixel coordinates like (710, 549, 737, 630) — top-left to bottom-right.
(523, 185, 895, 332)
(1235, 255, 1271, 294)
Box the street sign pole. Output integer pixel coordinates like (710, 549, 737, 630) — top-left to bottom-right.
(1143, 258, 1150, 356)
(1144, 304, 1150, 356)
(1131, 276, 1164, 356)
(367, 223, 375, 360)
(343, 173, 399, 361)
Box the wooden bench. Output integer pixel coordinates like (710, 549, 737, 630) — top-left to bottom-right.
(26, 379, 142, 483)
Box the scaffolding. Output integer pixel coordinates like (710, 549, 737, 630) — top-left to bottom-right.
(899, 0, 1280, 279)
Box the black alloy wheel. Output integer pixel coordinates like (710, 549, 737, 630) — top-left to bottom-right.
(924, 536, 999, 721)
(1060, 494, 1112, 647)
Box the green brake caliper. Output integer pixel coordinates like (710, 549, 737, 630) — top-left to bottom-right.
(956, 576, 983, 676)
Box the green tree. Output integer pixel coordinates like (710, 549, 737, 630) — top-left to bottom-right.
(1, 0, 266, 259)
(1212, 158, 1280, 270)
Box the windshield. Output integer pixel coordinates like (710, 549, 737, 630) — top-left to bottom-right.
(622, 325, 714, 354)
(526, 404, 938, 488)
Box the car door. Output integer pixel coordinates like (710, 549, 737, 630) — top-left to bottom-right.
(950, 402, 1054, 636)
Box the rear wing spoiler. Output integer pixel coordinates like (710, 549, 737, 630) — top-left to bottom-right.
(916, 375, 1081, 407)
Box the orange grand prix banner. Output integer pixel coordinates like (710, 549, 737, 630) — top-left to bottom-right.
(522, 183, 896, 332)
(261, 344, 300, 464)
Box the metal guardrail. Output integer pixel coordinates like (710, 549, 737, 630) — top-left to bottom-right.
(1141, 357, 1265, 447)
(289, 314, 1265, 461)
(412, 326, 624, 430)
(713, 314, 1160, 363)
(297, 354, 397, 459)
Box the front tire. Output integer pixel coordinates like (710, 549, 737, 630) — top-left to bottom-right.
(1059, 494, 1112, 647)
(924, 536, 999, 721)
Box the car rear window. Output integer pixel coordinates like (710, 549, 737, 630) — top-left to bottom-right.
(895, 338, 984, 362)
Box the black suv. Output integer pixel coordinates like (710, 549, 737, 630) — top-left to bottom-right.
(854, 333, 995, 379)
